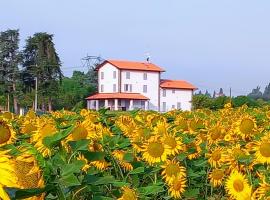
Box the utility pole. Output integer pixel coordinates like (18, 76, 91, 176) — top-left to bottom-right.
(34, 77, 38, 112)
(229, 87, 232, 98)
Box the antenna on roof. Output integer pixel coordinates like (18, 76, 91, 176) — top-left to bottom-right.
(145, 52, 151, 63)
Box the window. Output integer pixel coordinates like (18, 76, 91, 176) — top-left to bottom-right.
(162, 89, 166, 97)
(113, 84, 116, 92)
(143, 85, 147, 93)
(172, 89, 175, 94)
(177, 102, 181, 109)
(101, 72, 104, 80)
(172, 105, 175, 109)
(162, 102, 166, 112)
(124, 84, 132, 92)
(101, 84, 104, 92)
(143, 73, 147, 80)
(113, 71, 116, 79)
(126, 71, 130, 79)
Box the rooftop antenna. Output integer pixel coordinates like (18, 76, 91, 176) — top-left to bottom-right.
(145, 52, 151, 63)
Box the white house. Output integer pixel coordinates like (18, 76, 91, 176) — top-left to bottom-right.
(86, 59, 197, 111)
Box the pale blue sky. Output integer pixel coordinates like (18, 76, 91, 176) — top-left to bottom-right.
(1, 0, 270, 96)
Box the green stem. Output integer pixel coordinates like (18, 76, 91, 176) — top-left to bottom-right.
(56, 185, 66, 200)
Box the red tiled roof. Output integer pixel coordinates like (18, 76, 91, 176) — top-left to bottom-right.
(96, 60, 165, 72)
(160, 79, 197, 90)
(86, 93, 149, 100)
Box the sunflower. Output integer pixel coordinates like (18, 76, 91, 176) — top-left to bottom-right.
(235, 116, 257, 140)
(161, 160, 186, 184)
(112, 150, 133, 172)
(188, 118, 204, 134)
(153, 120, 169, 136)
(168, 175, 187, 199)
(15, 151, 45, 200)
(174, 116, 189, 132)
(225, 170, 252, 200)
(0, 120, 16, 147)
(207, 147, 225, 168)
(225, 144, 249, 172)
(142, 136, 169, 165)
(118, 186, 137, 200)
(20, 120, 37, 135)
(77, 154, 90, 172)
(207, 124, 225, 145)
(252, 134, 270, 164)
(0, 112, 13, 121)
(116, 116, 137, 137)
(161, 133, 183, 156)
(0, 150, 18, 200)
(209, 169, 225, 187)
(91, 160, 110, 170)
(252, 177, 270, 200)
(185, 141, 202, 160)
(32, 119, 57, 157)
(69, 121, 89, 141)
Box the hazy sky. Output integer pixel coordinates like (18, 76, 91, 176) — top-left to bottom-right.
(1, 0, 270, 96)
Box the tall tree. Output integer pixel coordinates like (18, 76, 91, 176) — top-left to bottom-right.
(0, 29, 21, 113)
(22, 32, 62, 111)
(247, 86, 263, 100)
(213, 90, 216, 98)
(205, 90, 211, 98)
(263, 83, 270, 101)
(219, 88, 224, 96)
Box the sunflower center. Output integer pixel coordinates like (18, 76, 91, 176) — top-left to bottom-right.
(210, 129, 221, 140)
(72, 125, 88, 140)
(165, 164, 180, 176)
(212, 151, 221, 161)
(239, 119, 254, 134)
(212, 170, 223, 180)
(173, 179, 184, 190)
(40, 124, 56, 137)
(259, 143, 270, 157)
(164, 136, 177, 148)
(0, 123, 11, 144)
(233, 179, 244, 192)
(147, 142, 164, 158)
(233, 149, 244, 158)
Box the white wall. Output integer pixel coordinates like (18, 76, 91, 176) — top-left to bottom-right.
(98, 63, 119, 93)
(160, 88, 193, 111)
(121, 70, 160, 111)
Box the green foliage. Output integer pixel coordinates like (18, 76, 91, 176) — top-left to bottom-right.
(53, 71, 96, 110)
(232, 96, 259, 107)
(192, 95, 212, 109)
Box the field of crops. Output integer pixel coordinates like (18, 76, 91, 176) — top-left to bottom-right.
(0, 103, 270, 200)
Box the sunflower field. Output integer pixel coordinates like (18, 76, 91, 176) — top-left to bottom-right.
(0, 103, 270, 200)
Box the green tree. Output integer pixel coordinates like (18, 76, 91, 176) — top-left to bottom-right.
(0, 29, 21, 113)
(22, 32, 62, 111)
(262, 83, 270, 101)
(192, 95, 212, 110)
(247, 86, 263, 100)
(54, 71, 96, 110)
(210, 96, 230, 110)
(232, 96, 258, 108)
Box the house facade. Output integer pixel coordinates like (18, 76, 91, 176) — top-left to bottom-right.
(86, 59, 197, 111)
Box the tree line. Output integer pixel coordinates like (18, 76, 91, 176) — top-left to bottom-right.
(0, 29, 97, 113)
(193, 86, 270, 110)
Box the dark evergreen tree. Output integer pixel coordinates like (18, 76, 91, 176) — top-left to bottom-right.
(213, 90, 216, 98)
(247, 86, 263, 100)
(205, 90, 211, 98)
(263, 83, 270, 101)
(22, 32, 62, 111)
(0, 29, 21, 113)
